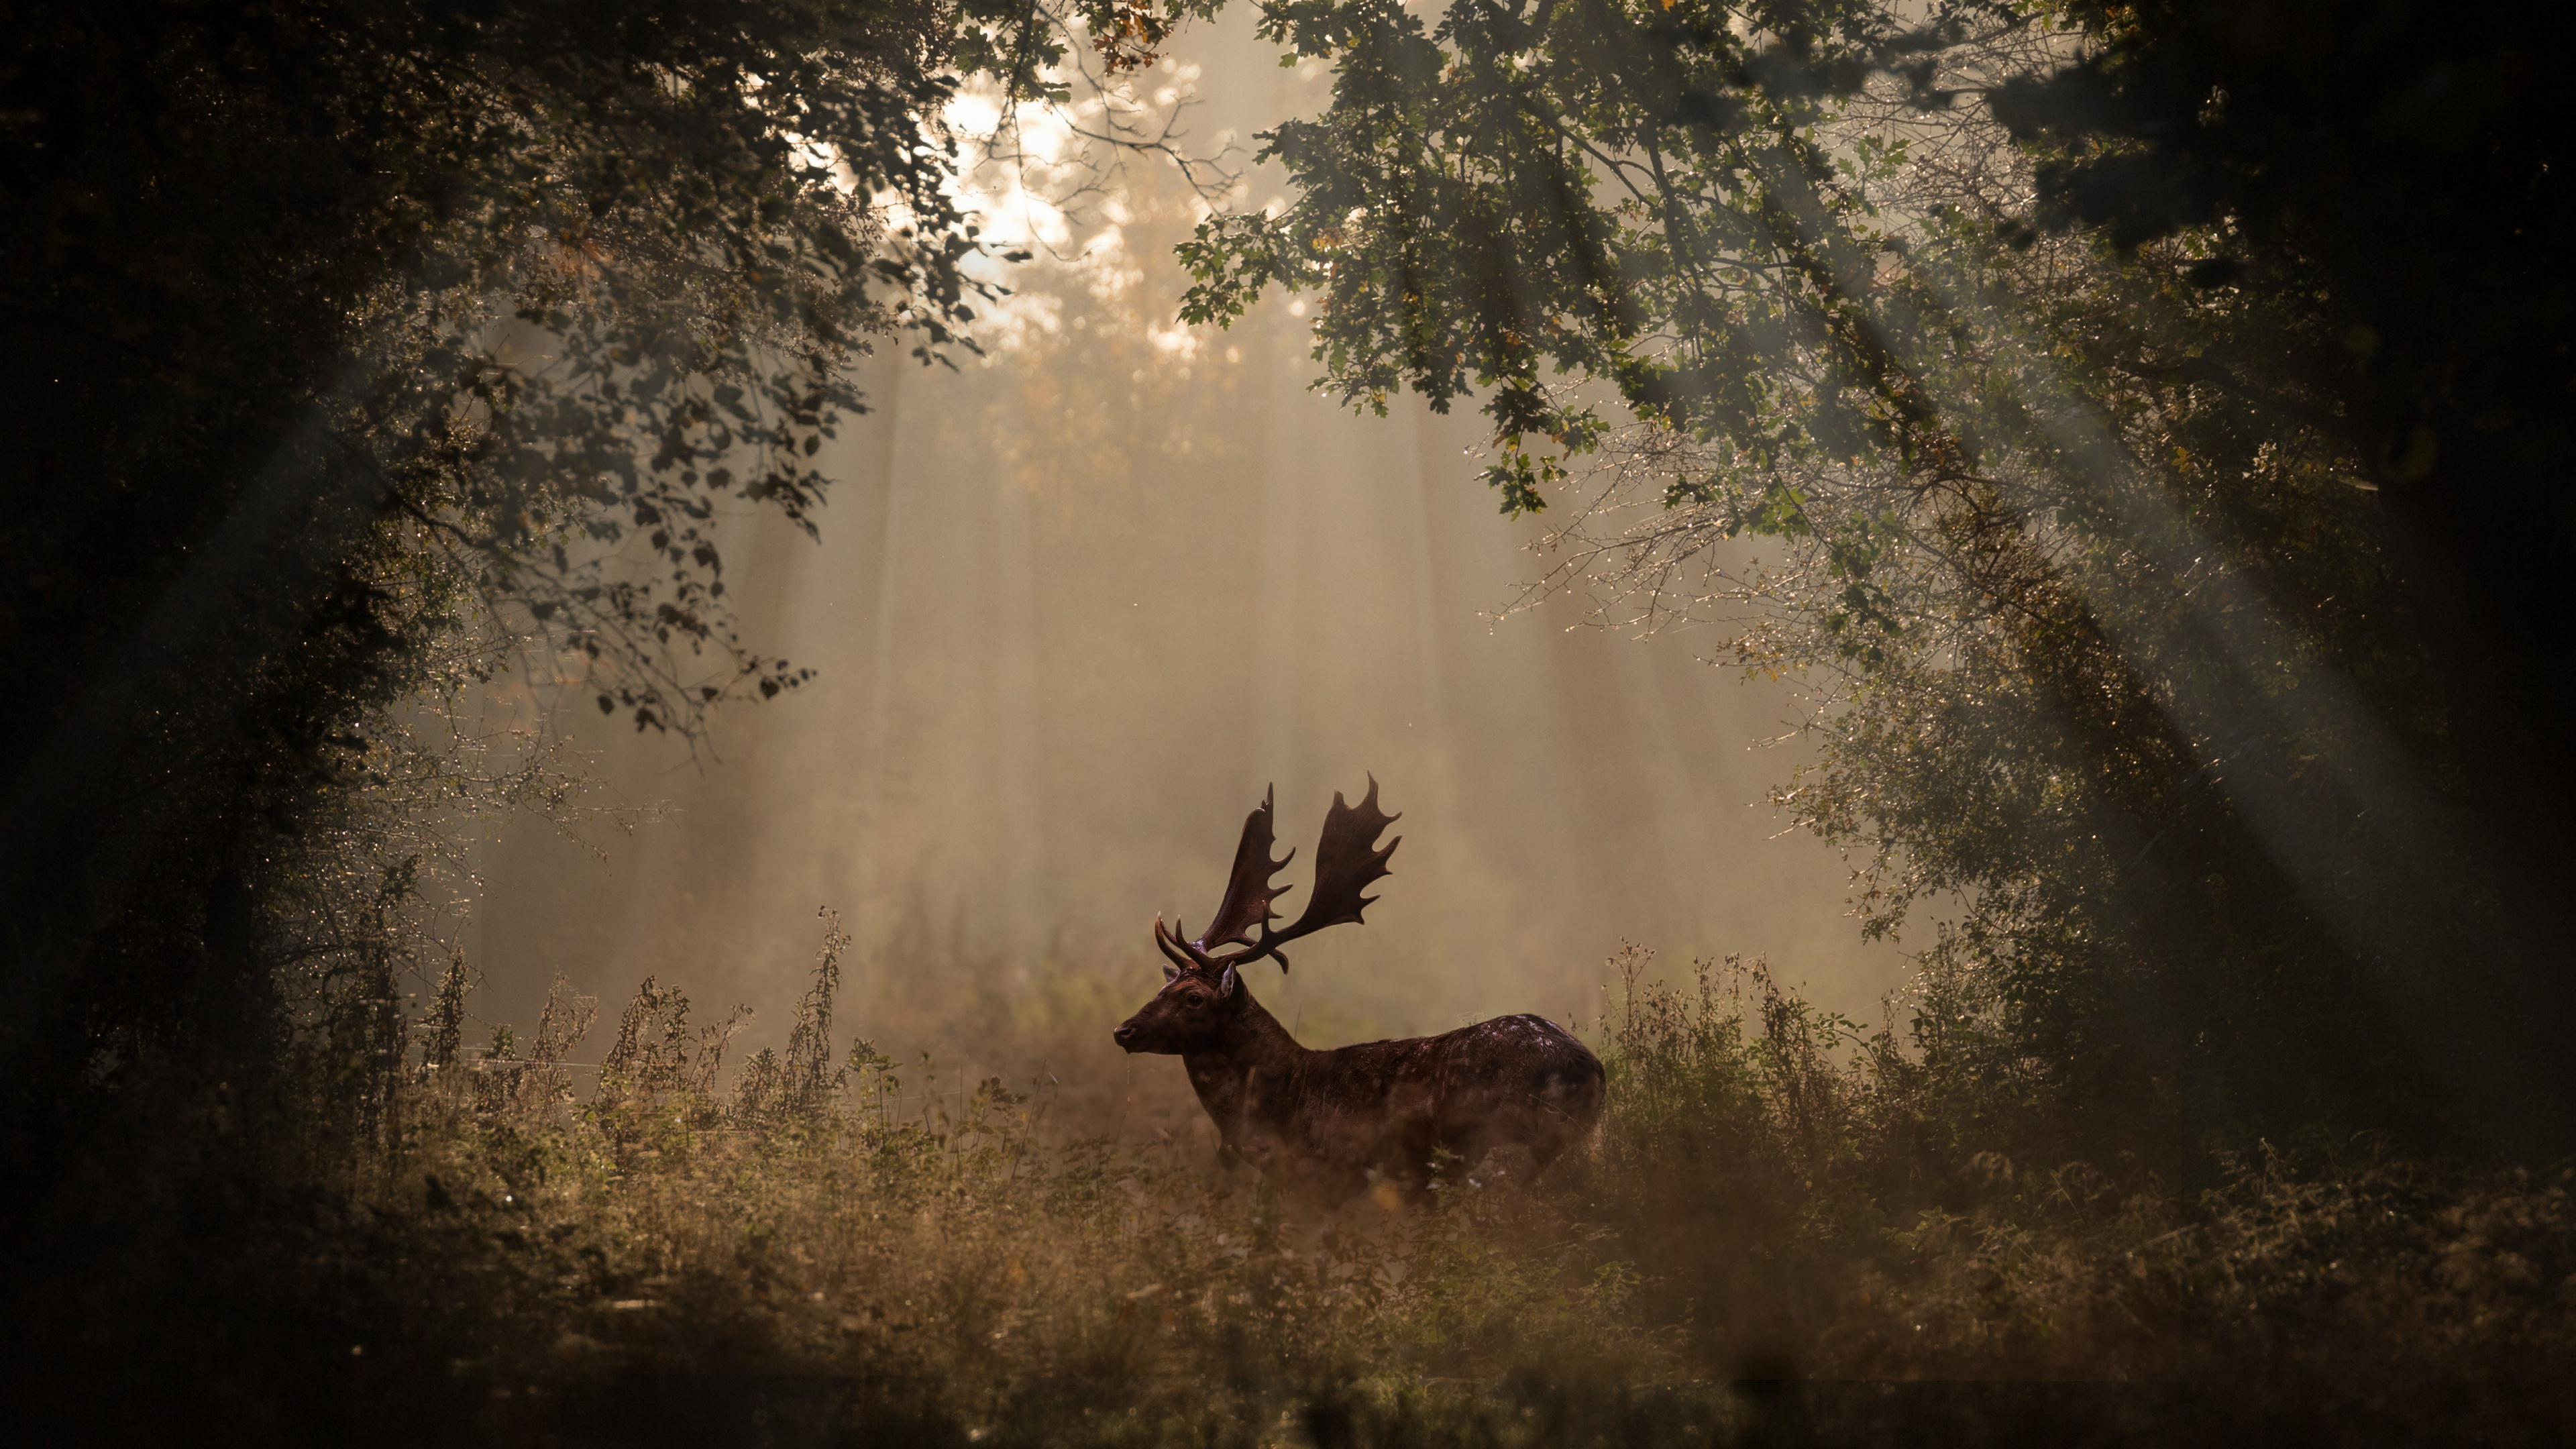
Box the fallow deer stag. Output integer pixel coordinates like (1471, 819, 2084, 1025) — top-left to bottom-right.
(1114, 779, 1603, 1203)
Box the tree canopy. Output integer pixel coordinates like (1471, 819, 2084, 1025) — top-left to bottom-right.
(1178, 0, 2576, 1153)
(0, 0, 1067, 1141)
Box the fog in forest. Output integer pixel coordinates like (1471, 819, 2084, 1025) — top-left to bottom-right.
(28, 0, 2576, 1437)
(453, 17, 1901, 1087)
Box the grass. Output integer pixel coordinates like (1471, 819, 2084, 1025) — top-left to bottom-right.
(20, 925, 2576, 1446)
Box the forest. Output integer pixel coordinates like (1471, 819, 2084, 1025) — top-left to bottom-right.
(4, 0, 2573, 1442)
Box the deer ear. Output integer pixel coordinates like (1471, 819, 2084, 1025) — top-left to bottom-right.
(1163, 957, 1181, 983)
(1218, 961, 1239, 998)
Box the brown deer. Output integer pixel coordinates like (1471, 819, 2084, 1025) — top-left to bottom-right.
(1114, 779, 1604, 1203)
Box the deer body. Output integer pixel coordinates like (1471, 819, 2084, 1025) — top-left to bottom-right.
(1116, 780, 1605, 1202)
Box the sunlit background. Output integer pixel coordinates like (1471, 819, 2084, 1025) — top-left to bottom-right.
(454, 13, 1904, 1092)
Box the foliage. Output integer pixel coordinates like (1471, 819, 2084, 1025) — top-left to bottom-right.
(1990, 0, 2576, 578)
(1174, 0, 2576, 1152)
(1979, 0, 2576, 1137)
(0, 0, 1090, 1173)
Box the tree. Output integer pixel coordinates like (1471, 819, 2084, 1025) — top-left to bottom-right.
(1177, 0, 2576, 1154)
(0, 0, 1065, 1167)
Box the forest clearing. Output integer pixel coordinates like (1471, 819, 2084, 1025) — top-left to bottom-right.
(7, 0, 2574, 1441)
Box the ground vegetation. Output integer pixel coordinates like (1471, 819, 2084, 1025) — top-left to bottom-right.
(40, 931, 2574, 1444)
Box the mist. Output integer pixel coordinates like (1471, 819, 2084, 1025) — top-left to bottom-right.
(23, 0, 2576, 1437)
(451, 19, 1900, 1081)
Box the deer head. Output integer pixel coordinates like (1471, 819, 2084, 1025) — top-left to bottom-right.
(1112, 778, 1401, 1055)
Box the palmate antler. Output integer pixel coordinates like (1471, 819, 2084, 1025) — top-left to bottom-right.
(1197, 785, 1295, 953)
(1156, 777, 1401, 983)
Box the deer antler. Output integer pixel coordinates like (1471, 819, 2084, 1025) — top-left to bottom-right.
(1193, 786, 1295, 954)
(1155, 914, 1216, 975)
(1254, 775, 1400, 970)
(1159, 778, 1402, 978)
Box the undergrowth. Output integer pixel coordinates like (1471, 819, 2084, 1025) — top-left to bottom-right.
(23, 928, 2576, 1447)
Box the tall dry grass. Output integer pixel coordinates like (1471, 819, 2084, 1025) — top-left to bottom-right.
(20, 904, 2559, 1444)
(312, 927, 2576, 1446)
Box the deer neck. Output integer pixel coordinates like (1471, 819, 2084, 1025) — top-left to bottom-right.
(1181, 987, 1306, 1147)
